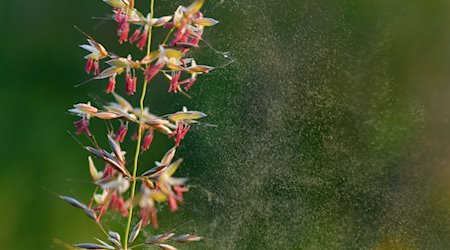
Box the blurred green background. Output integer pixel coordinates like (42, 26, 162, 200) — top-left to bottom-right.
(2, 0, 450, 249)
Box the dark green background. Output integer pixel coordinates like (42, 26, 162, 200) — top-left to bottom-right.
(2, 0, 450, 249)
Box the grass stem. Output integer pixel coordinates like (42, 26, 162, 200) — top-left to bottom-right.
(123, 0, 156, 248)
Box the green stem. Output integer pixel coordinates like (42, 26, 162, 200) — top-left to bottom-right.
(162, 27, 175, 45)
(146, 0, 155, 56)
(97, 221, 109, 237)
(123, 0, 155, 249)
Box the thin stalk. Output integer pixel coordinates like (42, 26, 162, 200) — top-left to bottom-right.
(162, 26, 175, 45)
(123, 0, 155, 249)
(54, 239, 78, 250)
(146, 0, 155, 56)
(97, 221, 109, 237)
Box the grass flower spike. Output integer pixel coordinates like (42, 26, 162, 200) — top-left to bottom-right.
(59, 0, 221, 249)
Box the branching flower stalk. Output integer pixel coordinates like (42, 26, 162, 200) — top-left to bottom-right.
(60, 0, 219, 249)
(124, 0, 157, 248)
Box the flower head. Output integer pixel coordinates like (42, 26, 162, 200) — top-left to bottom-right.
(142, 46, 185, 81)
(80, 38, 108, 75)
(66, 0, 217, 246)
(170, 0, 218, 49)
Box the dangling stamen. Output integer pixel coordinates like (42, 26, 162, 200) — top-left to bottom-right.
(73, 117, 92, 136)
(85, 58, 94, 73)
(125, 73, 137, 95)
(144, 63, 164, 81)
(142, 128, 154, 151)
(184, 78, 197, 91)
(168, 194, 178, 212)
(106, 75, 116, 93)
(116, 124, 128, 143)
(93, 60, 100, 76)
(129, 28, 141, 44)
(136, 30, 148, 50)
(169, 71, 181, 93)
